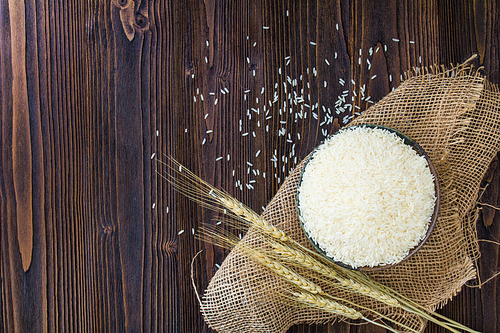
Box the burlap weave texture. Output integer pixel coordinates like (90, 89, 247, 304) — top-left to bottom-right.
(200, 62, 500, 332)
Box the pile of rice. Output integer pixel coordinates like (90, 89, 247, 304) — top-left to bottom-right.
(298, 126, 436, 268)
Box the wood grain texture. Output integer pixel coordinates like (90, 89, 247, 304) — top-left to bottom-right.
(0, 0, 499, 332)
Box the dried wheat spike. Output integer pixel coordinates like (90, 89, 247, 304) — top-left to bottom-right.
(291, 291, 363, 320)
(269, 241, 400, 308)
(340, 279, 400, 308)
(249, 251, 323, 295)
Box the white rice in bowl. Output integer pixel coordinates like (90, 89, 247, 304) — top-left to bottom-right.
(297, 126, 436, 269)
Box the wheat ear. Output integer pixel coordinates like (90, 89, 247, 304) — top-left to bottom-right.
(292, 291, 413, 333)
(240, 249, 323, 295)
(339, 278, 400, 308)
(199, 226, 323, 295)
(291, 291, 362, 319)
(214, 194, 290, 242)
(159, 157, 290, 242)
(267, 240, 401, 308)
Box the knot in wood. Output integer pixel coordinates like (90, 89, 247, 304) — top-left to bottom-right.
(164, 239, 178, 256)
(103, 225, 114, 235)
(185, 61, 195, 76)
(113, 0, 132, 10)
(134, 13, 149, 30)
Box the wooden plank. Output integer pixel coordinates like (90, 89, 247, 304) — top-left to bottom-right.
(0, 0, 499, 332)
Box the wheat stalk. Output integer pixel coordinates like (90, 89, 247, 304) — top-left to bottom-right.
(291, 290, 362, 319)
(199, 226, 323, 296)
(199, 213, 464, 333)
(268, 240, 401, 308)
(162, 158, 480, 333)
(244, 250, 323, 295)
(339, 278, 400, 308)
(202, 227, 424, 333)
(290, 291, 412, 333)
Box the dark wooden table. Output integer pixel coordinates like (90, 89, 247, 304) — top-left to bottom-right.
(1, 0, 499, 332)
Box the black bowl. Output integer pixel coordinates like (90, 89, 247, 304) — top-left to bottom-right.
(296, 124, 440, 272)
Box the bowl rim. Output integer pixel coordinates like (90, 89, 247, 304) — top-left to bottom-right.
(296, 124, 441, 272)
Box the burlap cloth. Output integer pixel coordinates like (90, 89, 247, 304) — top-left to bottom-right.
(200, 61, 500, 332)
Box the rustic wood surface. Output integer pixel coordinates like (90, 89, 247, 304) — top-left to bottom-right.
(1, 0, 499, 332)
